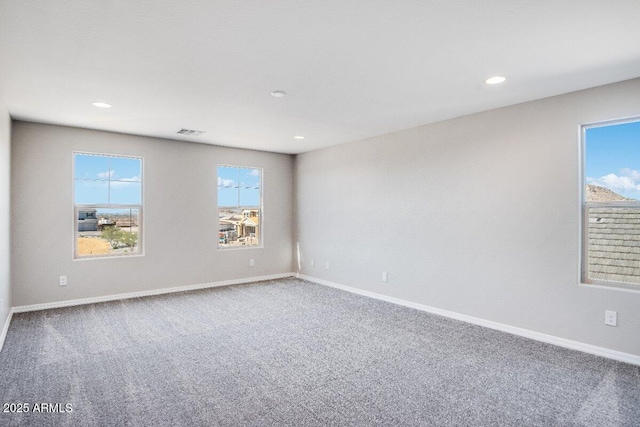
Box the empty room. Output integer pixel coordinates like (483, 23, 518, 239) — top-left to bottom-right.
(1, 1, 639, 426)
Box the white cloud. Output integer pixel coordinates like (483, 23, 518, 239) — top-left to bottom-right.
(98, 170, 115, 179)
(218, 177, 235, 187)
(249, 169, 260, 177)
(104, 173, 140, 189)
(620, 168, 640, 181)
(587, 168, 640, 194)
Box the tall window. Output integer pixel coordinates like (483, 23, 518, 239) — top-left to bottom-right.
(582, 118, 640, 289)
(217, 165, 262, 248)
(74, 152, 143, 259)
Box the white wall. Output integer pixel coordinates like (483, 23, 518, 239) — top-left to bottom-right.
(11, 122, 294, 306)
(0, 97, 10, 329)
(295, 78, 640, 357)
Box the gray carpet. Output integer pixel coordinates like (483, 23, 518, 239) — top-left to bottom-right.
(0, 277, 639, 427)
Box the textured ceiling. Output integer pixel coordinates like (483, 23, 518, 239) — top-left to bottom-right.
(1, 0, 639, 154)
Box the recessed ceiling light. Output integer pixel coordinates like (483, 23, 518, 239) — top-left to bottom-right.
(485, 76, 506, 85)
(294, 135, 305, 140)
(270, 91, 286, 98)
(92, 101, 112, 108)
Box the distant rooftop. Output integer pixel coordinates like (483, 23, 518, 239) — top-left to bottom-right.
(586, 185, 640, 286)
(588, 208, 640, 285)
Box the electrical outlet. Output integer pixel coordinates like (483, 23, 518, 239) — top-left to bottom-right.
(325, 262, 330, 270)
(311, 259, 315, 267)
(249, 259, 255, 267)
(59, 275, 67, 287)
(382, 272, 388, 282)
(605, 310, 617, 326)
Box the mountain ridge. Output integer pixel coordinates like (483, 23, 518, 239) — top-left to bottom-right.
(586, 184, 631, 202)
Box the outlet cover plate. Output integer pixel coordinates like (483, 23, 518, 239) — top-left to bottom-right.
(605, 310, 617, 326)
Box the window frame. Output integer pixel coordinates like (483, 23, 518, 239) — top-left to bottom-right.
(73, 151, 144, 260)
(217, 164, 264, 250)
(580, 116, 640, 291)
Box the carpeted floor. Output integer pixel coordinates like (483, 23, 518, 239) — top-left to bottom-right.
(0, 277, 639, 426)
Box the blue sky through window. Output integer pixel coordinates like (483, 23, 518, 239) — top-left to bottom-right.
(218, 166, 261, 208)
(586, 120, 640, 201)
(75, 154, 142, 204)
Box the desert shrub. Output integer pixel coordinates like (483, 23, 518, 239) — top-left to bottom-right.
(101, 227, 137, 249)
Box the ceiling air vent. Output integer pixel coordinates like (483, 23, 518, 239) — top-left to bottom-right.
(177, 128, 206, 136)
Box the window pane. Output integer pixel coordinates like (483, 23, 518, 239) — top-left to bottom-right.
(585, 121, 640, 202)
(109, 157, 142, 182)
(110, 181, 142, 205)
(218, 166, 239, 207)
(587, 207, 640, 285)
(75, 153, 110, 204)
(239, 168, 261, 207)
(218, 208, 260, 248)
(75, 154, 109, 180)
(77, 208, 140, 257)
(218, 186, 238, 208)
(75, 179, 109, 204)
(75, 154, 142, 205)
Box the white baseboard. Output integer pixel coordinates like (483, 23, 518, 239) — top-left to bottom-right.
(0, 308, 14, 353)
(12, 273, 296, 314)
(297, 274, 640, 366)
